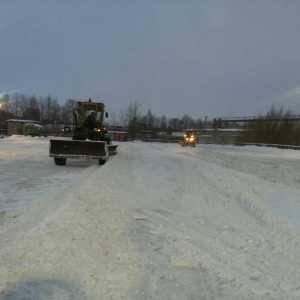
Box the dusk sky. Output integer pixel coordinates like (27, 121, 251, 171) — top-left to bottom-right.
(1, 1, 300, 119)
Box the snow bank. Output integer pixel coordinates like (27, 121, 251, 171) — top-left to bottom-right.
(0, 147, 138, 299)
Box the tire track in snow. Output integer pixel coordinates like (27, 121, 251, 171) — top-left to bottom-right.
(179, 149, 300, 298)
(127, 143, 245, 299)
(127, 142, 300, 299)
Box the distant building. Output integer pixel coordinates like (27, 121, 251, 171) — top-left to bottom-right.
(6, 119, 42, 136)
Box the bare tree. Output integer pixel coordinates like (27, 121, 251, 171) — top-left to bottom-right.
(160, 115, 167, 129)
(23, 95, 40, 120)
(61, 98, 77, 124)
(145, 109, 154, 128)
(126, 101, 141, 138)
(11, 93, 22, 117)
(41, 96, 62, 123)
(38, 97, 45, 122)
(182, 114, 192, 129)
(125, 101, 141, 126)
(118, 109, 126, 127)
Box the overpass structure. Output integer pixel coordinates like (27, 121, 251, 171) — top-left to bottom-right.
(213, 115, 300, 128)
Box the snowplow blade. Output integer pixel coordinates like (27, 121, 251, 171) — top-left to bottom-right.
(108, 144, 118, 155)
(49, 139, 108, 159)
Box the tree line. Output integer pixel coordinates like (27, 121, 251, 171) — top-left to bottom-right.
(1, 94, 299, 145)
(0, 94, 207, 131)
(237, 105, 300, 146)
(0, 94, 77, 125)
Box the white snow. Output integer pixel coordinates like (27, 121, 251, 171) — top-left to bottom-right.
(1, 136, 300, 299)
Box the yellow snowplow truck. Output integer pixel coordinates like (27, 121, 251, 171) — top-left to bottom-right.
(49, 99, 117, 165)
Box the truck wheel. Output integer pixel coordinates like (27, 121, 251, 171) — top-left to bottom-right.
(54, 158, 67, 165)
(99, 159, 106, 165)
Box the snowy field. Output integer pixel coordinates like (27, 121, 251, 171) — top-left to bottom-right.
(1, 135, 300, 299)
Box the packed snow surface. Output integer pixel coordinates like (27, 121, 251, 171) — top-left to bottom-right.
(1, 135, 300, 299)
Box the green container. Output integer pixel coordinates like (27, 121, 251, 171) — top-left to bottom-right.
(25, 123, 44, 136)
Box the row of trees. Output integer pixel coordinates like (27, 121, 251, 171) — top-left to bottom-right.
(116, 101, 206, 130)
(0, 93, 207, 130)
(1, 94, 300, 145)
(0, 94, 76, 125)
(237, 105, 300, 146)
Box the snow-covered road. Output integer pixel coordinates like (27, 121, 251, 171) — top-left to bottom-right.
(1, 136, 300, 299)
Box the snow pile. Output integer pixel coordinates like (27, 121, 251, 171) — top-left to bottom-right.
(0, 141, 138, 299)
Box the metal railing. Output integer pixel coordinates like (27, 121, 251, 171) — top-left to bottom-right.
(213, 115, 300, 123)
